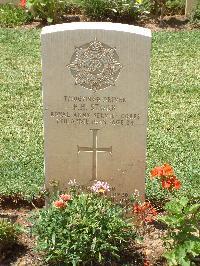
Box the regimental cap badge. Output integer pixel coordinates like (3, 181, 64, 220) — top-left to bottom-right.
(68, 39, 122, 92)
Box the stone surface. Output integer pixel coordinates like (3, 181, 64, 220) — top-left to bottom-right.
(0, 0, 18, 4)
(185, 0, 198, 16)
(41, 22, 151, 202)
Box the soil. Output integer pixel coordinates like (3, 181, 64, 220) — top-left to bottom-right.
(17, 15, 200, 32)
(0, 197, 43, 266)
(138, 15, 200, 31)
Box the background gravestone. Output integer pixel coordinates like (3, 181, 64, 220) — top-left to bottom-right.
(41, 22, 151, 202)
(0, 0, 18, 4)
(185, 0, 198, 16)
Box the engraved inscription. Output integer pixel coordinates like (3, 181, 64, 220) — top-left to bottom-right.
(68, 39, 122, 92)
(49, 95, 142, 128)
(78, 129, 112, 181)
(63, 183, 130, 206)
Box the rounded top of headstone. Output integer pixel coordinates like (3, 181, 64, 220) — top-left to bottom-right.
(41, 22, 151, 38)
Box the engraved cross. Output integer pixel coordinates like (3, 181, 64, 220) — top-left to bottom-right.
(77, 129, 112, 181)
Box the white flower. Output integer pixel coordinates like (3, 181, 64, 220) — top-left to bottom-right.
(68, 179, 77, 186)
(91, 181, 110, 193)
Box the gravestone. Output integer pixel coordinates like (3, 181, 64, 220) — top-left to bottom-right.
(41, 22, 151, 202)
(185, 0, 198, 16)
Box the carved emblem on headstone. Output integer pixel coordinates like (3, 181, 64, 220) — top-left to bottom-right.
(68, 39, 122, 92)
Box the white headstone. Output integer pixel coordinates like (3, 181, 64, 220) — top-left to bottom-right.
(41, 22, 151, 202)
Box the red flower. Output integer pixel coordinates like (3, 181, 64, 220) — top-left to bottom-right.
(144, 215, 153, 223)
(150, 166, 163, 178)
(150, 164, 181, 192)
(150, 207, 158, 216)
(161, 176, 181, 190)
(133, 203, 142, 213)
(173, 179, 181, 189)
(161, 179, 171, 189)
(144, 258, 150, 266)
(54, 200, 66, 209)
(133, 201, 157, 224)
(162, 163, 174, 176)
(150, 163, 174, 179)
(60, 194, 71, 201)
(141, 201, 151, 211)
(20, 0, 26, 7)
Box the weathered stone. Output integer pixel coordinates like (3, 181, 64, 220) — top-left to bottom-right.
(41, 22, 151, 202)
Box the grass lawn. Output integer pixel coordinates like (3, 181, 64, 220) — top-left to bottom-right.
(0, 28, 199, 201)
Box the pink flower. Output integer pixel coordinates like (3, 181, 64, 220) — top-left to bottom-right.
(91, 181, 110, 194)
(53, 200, 66, 209)
(60, 194, 71, 202)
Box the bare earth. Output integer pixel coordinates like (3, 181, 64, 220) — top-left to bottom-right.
(18, 15, 200, 32)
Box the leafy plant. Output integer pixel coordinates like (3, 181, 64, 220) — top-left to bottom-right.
(75, 0, 142, 21)
(165, 0, 185, 14)
(141, 0, 185, 18)
(0, 220, 21, 251)
(133, 200, 158, 225)
(26, 0, 72, 23)
(131, 189, 158, 226)
(159, 196, 200, 266)
(32, 185, 135, 265)
(147, 163, 182, 203)
(112, 0, 143, 20)
(0, 4, 32, 27)
(150, 163, 181, 191)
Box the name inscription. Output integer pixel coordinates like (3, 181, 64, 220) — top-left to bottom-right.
(48, 95, 142, 127)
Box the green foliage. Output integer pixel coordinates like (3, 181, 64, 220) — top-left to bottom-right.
(27, 0, 74, 23)
(190, 1, 200, 23)
(0, 220, 20, 250)
(32, 192, 135, 265)
(165, 0, 185, 13)
(75, 0, 142, 21)
(159, 196, 200, 265)
(141, 0, 185, 16)
(0, 4, 32, 27)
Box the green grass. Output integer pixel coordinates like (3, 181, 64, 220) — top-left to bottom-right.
(0, 29, 199, 201)
(0, 29, 42, 200)
(147, 30, 200, 200)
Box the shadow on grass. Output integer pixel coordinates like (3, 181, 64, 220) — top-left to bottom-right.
(0, 243, 28, 266)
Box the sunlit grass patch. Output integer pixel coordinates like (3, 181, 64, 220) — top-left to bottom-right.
(0, 28, 199, 201)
